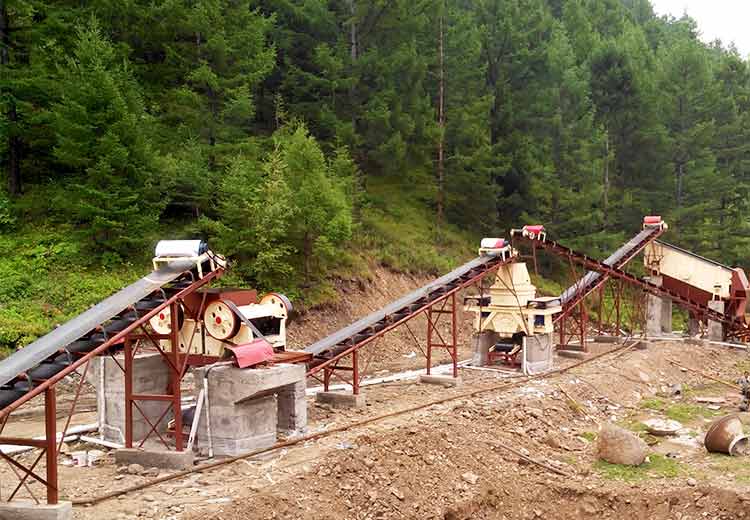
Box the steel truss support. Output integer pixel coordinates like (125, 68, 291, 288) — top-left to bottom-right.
(0, 388, 58, 505)
(426, 293, 458, 377)
(307, 257, 513, 393)
(316, 291, 461, 394)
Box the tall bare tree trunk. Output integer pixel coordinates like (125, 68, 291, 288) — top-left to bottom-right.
(348, 0, 362, 221)
(1, 0, 21, 196)
(603, 128, 610, 230)
(436, 9, 445, 225)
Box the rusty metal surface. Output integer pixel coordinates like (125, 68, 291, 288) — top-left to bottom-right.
(272, 351, 312, 364)
(515, 232, 750, 339)
(306, 254, 514, 378)
(305, 255, 500, 357)
(557, 226, 663, 310)
(225, 340, 274, 368)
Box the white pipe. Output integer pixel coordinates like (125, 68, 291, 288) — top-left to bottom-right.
(187, 389, 204, 452)
(461, 365, 519, 375)
(79, 435, 123, 449)
(0, 423, 99, 456)
(99, 357, 106, 440)
(306, 359, 472, 396)
(645, 335, 748, 350)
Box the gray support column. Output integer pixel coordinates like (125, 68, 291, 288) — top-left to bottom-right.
(89, 353, 171, 444)
(277, 380, 307, 435)
(707, 300, 725, 341)
(645, 276, 663, 337)
(472, 331, 498, 366)
(660, 298, 673, 334)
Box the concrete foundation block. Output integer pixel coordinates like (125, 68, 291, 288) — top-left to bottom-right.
(88, 353, 172, 444)
(315, 391, 366, 408)
(594, 335, 621, 344)
(472, 331, 498, 366)
(193, 364, 306, 457)
(208, 432, 278, 456)
(419, 374, 462, 387)
(277, 380, 307, 435)
(115, 448, 194, 470)
(645, 276, 664, 337)
(0, 500, 72, 520)
(661, 298, 673, 334)
(708, 300, 725, 341)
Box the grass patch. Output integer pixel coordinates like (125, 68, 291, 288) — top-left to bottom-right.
(621, 419, 649, 433)
(638, 397, 721, 424)
(641, 398, 666, 411)
(579, 431, 597, 443)
(594, 454, 681, 482)
(708, 453, 750, 483)
(360, 175, 476, 275)
(664, 403, 722, 423)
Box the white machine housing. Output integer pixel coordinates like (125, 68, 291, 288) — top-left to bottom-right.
(149, 293, 290, 358)
(464, 262, 560, 374)
(152, 240, 224, 279)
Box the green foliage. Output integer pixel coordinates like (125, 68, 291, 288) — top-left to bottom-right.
(3, 0, 750, 344)
(50, 20, 162, 256)
(204, 121, 352, 295)
(639, 397, 721, 423)
(579, 431, 597, 443)
(594, 454, 682, 481)
(0, 223, 141, 351)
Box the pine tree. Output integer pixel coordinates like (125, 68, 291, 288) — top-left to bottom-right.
(51, 20, 161, 257)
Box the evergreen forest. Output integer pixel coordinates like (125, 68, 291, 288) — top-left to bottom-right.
(1, 0, 749, 349)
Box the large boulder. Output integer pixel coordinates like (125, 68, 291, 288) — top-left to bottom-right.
(597, 423, 648, 466)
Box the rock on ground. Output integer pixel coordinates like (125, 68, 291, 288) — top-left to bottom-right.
(597, 423, 648, 466)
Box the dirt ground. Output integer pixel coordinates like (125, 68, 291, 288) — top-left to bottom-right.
(3, 269, 750, 519)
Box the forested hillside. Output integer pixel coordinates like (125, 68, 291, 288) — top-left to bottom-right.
(1, 0, 749, 349)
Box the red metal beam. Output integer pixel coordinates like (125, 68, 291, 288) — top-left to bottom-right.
(516, 235, 749, 338)
(307, 256, 514, 378)
(0, 267, 224, 419)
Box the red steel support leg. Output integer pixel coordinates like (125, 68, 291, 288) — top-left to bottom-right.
(598, 284, 604, 332)
(352, 350, 359, 395)
(580, 304, 588, 352)
(44, 387, 58, 505)
(451, 292, 458, 378)
(323, 367, 331, 392)
(124, 338, 133, 448)
(426, 307, 433, 375)
(559, 315, 565, 348)
(616, 281, 622, 335)
(170, 303, 183, 452)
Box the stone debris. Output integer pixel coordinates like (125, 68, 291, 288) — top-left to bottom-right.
(597, 423, 648, 466)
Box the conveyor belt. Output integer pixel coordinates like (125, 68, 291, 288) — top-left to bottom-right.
(305, 253, 515, 373)
(0, 256, 224, 414)
(0, 261, 193, 388)
(514, 233, 750, 339)
(557, 226, 664, 313)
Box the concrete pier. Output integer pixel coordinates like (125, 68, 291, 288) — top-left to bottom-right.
(193, 363, 307, 456)
(89, 352, 172, 444)
(0, 501, 72, 520)
(707, 300, 725, 341)
(472, 331, 498, 366)
(645, 276, 672, 336)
